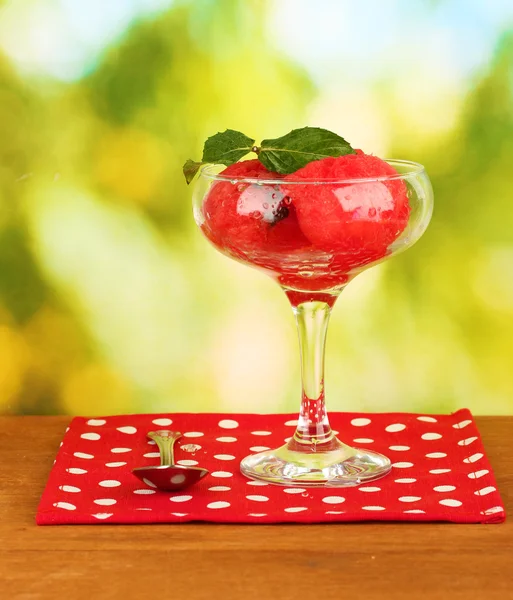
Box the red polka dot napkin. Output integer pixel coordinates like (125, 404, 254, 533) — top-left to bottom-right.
(36, 409, 505, 525)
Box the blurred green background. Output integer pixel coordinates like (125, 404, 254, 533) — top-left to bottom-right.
(0, 0, 512, 416)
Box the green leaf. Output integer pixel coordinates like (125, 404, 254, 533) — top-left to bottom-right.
(258, 127, 355, 174)
(202, 129, 255, 165)
(182, 159, 204, 185)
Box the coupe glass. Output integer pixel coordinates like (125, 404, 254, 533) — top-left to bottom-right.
(192, 160, 433, 486)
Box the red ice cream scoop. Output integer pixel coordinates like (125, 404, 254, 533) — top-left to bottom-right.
(201, 159, 309, 254)
(282, 151, 411, 258)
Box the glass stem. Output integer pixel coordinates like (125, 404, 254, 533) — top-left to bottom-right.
(290, 301, 338, 452)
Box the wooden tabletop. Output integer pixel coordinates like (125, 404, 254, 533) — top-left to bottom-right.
(0, 416, 511, 600)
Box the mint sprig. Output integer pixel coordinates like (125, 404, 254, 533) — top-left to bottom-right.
(259, 127, 355, 173)
(183, 126, 355, 183)
(183, 159, 204, 185)
(183, 129, 255, 184)
(202, 129, 255, 164)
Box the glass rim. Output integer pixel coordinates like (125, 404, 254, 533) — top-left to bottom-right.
(199, 159, 426, 185)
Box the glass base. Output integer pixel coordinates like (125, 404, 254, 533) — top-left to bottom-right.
(240, 442, 391, 487)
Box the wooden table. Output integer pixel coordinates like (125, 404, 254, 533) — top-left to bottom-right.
(0, 416, 511, 599)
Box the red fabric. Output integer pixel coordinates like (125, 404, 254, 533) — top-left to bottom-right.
(36, 409, 505, 525)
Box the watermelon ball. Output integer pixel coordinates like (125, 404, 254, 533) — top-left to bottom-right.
(201, 160, 309, 256)
(283, 152, 411, 271)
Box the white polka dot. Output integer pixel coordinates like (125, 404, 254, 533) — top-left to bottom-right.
(362, 506, 385, 511)
(66, 468, 87, 474)
(92, 513, 113, 519)
(247, 495, 269, 502)
(134, 489, 156, 495)
(87, 419, 106, 426)
(171, 474, 186, 485)
(144, 452, 160, 458)
(171, 512, 188, 517)
(463, 453, 483, 464)
(58, 485, 81, 493)
(117, 426, 137, 434)
(358, 487, 381, 492)
(426, 452, 447, 459)
(284, 437, 292, 443)
(417, 416, 438, 423)
(421, 432, 442, 440)
(177, 459, 199, 466)
(481, 506, 504, 516)
(105, 461, 127, 468)
(474, 486, 496, 496)
(283, 488, 306, 494)
(251, 431, 272, 436)
(214, 454, 236, 461)
(332, 430, 339, 435)
(81, 432, 101, 441)
(386, 423, 406, 432)
(218, 419, 239, 429)
(169, 495, 192, 503)
(325, 511, 344, 515)
(183, 432, 204, 438)
(207, 501, 230, 509)
(250, 446, 270, 452)
(453, 419, 472, 429)
(142, 478, 157, 488)
(399, 496, 421, 503)
(246, 481, 268, 486)
(73, 452, 94, 459)
(429, 469, 451, 474)
(351, 418, 371, 427)
(458, 436, 478, 446)
(216, 436, 237, 442)
(434, 485, 456, 492)
(394, 478, 417, 483)
(209, 486, 231, 491)
(94, 498, 117, 506)
(284, 507, 307, 513)
(322, 496, 345, 504)
(353, 438, 374, 444)
(111, 447, 132, 454)
(249, 513, 267, 517)
(212, 471, 233, 478)
(392, 462, 414, 468)
(99, 480, 121, 488)
(439, 499, 462, 507)
(468, 469, 489, 479)
(53, 502, 76, 510)
(404, 509, 426, 514)
(389, 446, 410, 451)
(152, 418, 173, 426)
(147, 440, 156, 445)
(285, 419, 298, 426)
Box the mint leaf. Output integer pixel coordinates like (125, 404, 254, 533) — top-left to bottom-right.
(202, 129, 255, 165)
(258, 127, 355, 174)
(183, 126, 355, 184)
(183, 159, 204, 185)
